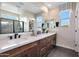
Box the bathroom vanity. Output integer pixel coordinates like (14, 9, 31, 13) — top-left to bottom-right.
(0, 33, 56, 57)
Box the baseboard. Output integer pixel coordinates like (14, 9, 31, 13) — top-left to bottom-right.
(55, 44, 78, 57)
(78, 52, 79, 57)
(56, 44, 75, 51)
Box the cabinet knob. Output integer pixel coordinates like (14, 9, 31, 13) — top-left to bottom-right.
(75, 30, 77, 32)
(75, 44, 77, 47)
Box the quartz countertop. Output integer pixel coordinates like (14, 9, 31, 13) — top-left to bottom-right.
(0, 32, 56, 53)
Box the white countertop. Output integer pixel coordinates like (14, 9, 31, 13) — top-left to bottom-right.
(0, 32, 56, 53)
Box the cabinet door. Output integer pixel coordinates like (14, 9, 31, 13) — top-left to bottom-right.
(27, 48, 37, 57)
(2, 42, 38, 57)
(52, 35, 56, 46)
(38, 39, 47, 57)
(24, 43, 38, 57)
(40, 38, 47, 48)
(50, 35, 56, 48)
(40, 47, 47, 57)
(13, 53, 25, 57)
(46, 36, 52, 54)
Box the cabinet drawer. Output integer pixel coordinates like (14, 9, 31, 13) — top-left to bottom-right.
(2, 42, 38, 57)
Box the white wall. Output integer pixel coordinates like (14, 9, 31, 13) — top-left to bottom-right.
(0, 2, 35, 18)
(0, 3, 22, 14)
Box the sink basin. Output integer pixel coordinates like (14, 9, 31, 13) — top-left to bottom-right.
(0, 36, 36, 51)
(0, 39, 27, 50)
(0, 44, 17, 50)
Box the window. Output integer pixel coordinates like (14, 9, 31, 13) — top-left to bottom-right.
(36, 16, 44, 28)
(46, 20, 55, 32)
(59, 10, 72, 27)
(49, 21, 55, 29)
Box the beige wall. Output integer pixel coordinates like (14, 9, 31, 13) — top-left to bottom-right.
(22, 11, 35, 19)
(49, 8, 59, 21)
(0, 3, 21, 14)
(41, 7, 59, 22)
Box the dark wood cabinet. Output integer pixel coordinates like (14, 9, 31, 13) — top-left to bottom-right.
(40, 47, 47, 57)
(24, 42, 38, 57)
(51, 34, 56, 48)
(38, 34, 56, 57)
(39, 38, 47, 57)
(1, 34, 56, 57)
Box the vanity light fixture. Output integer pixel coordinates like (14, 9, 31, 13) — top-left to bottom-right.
(1, 21, 9, 25)
(47, 4, 52, 8)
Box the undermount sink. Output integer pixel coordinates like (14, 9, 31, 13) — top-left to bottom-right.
(0, 39, 28, 50)
(7, 39, 27, 44)
(0, 35, 37, 50)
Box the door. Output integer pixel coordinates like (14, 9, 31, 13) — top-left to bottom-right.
(57, 9, 76, 50)
(75, 3, 79, 53)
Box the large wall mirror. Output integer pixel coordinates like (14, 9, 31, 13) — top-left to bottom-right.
(13, 20, 24, 33)
(0, 18, 13, 34)
(0, 18, 24, 34)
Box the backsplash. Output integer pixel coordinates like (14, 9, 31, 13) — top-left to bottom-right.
(0, 32, 32, 41)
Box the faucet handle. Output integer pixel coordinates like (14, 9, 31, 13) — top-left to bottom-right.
(18, 35, 21, 38)
(8, 36, 13, 40)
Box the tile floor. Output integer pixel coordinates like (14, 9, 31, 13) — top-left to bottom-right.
(47, 46, 78, 57)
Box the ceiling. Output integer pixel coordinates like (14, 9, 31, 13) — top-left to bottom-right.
(4, 2, 66, 14)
